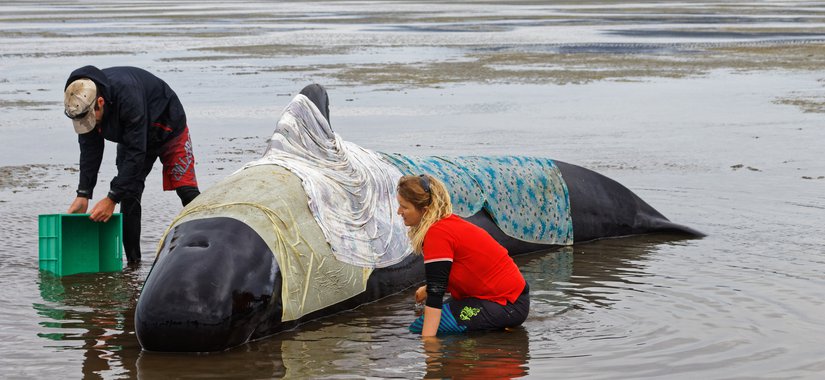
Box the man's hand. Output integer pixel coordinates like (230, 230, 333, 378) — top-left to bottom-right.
(67, 197, 89, 214)
(415, 285, 427, 304)
(89, 197, 116, 222)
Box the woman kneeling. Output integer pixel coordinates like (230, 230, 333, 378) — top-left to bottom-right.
(396, 174, 530, 336)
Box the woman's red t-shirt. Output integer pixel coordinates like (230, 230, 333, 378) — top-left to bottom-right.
(422, 214, 526, 305)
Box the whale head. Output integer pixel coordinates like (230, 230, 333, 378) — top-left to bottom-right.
(135, 217, 283, 352)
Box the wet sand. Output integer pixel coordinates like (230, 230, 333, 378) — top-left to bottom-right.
(1, 1, 825, 379)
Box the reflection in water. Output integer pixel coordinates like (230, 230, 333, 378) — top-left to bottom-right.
(566, 234, 696, 309)
(136, 344, 287, 379)
(423, 328, 530, 379)
(29, 234, 697, 378)
(516, 234, 696, 313)
(275, 310, 424, 378)
(516, 246, 575, 317)
(34, 269, 143, 379)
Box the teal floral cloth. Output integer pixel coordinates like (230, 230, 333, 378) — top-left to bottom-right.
(382, 154, 574, 245)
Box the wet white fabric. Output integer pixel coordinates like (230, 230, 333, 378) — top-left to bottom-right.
(243, 94, 412, 268)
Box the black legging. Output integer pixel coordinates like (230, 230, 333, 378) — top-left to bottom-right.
(121, 186, 198, 263)
(117, 144, 200, 263)
(448, 283, 530, 331)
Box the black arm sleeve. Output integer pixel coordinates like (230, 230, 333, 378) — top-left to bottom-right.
(108, 92, 148, 203)
(425, 260, 452, 309)
(77, 131, 104, 198)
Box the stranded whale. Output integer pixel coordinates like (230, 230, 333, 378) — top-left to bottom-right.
(134, 85, 702, 352)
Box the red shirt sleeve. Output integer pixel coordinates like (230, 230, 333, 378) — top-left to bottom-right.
(422, 222, 455, 264)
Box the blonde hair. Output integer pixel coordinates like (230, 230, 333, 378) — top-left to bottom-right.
(397, 174, 452, 254)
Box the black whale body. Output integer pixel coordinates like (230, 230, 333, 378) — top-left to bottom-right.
(135, 158, 702, 352)
(135, 84, 702, 352)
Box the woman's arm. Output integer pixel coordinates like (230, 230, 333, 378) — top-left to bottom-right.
(422, 260, 452, 336)
(420, 222, 455, 337)
(421, 306, 442, 337)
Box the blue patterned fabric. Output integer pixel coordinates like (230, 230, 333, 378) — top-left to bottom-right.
(409, 304, 468, 334)
(382, 154, 574, 245)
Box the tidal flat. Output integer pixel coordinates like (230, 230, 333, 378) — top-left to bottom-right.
(1, 1, 824, 379)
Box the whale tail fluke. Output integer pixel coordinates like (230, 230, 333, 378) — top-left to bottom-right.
(642, 218, 706, 238)
(554, 160, 705, 242)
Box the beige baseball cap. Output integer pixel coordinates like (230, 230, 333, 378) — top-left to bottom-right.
(64, 79, 98, 134)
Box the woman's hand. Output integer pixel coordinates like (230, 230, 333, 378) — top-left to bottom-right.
(415, 285, 427, 303)
(414, 285, 428, 316)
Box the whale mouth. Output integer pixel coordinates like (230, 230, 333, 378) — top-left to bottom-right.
(135, 217, 281, 352)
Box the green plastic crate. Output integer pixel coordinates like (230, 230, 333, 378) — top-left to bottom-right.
(38, 213, 123, 276)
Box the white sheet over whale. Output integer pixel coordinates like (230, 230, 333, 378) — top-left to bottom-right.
(157, 94, 412, 321)
(243, 94, 412, 268)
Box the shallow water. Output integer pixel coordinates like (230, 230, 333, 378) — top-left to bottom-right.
(2, 1, 825, 379)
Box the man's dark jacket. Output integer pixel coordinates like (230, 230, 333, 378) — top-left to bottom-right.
(66, 66, 187, 202)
